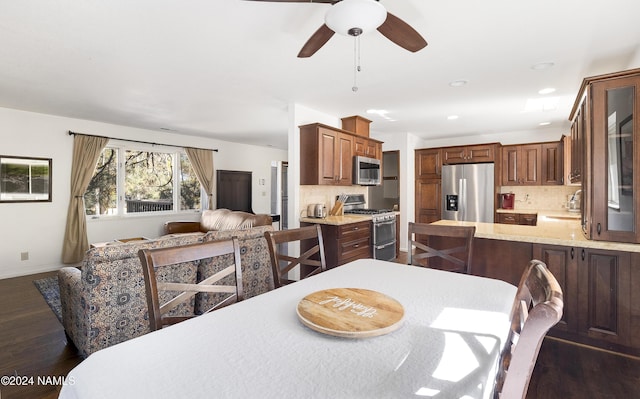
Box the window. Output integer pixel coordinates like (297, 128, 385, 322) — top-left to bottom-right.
(84, 144, 202, 216)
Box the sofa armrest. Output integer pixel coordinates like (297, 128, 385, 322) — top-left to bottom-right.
(164, 221, 202, 235)
(58, 267, 85, 352)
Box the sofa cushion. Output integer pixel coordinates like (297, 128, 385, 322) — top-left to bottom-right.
(200, 225, 275, 311)
(199, 209, 272, 232)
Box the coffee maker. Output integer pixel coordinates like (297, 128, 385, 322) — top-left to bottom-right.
(500, 193, 515, 210)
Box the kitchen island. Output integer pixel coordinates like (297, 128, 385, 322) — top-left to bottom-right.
(433, 211, 640, 357)
(300, 212, 400, 268)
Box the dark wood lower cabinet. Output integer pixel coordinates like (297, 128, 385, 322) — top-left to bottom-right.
(453, 237, 639, 356)
(532, 244, 634, 355)
(301, 221, 371, 270)
(468, 238, 533, 285)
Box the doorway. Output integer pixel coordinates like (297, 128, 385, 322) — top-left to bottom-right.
(368, 151, 399, 211)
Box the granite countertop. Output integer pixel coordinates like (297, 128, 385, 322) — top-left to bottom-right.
(300, 211, 400, 226)
(300, 214, 372, 226)
(496, 208, 581, 218)
(433, 210, 640, 253)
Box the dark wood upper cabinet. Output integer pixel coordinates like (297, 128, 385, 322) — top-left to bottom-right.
(299, 123, 355, 186)
(571, 68, 640, 243)
(501, 141, 563, 186)
(442, 143, 497, 164)
(415, 148, 442, 179)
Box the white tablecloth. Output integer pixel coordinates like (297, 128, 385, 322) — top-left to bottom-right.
(59, 259, 516, 399)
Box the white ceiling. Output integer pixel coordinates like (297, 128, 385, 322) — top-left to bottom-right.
(1, 0, 639, 150)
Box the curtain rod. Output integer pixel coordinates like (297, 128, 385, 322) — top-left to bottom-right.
(68, 131, 219, 152)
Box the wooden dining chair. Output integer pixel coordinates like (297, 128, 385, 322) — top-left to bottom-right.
(264, 224, 327, 288)
(138, 238, 243, 331)
(407, 222, 475, 273)
(496, 259, 564, 399)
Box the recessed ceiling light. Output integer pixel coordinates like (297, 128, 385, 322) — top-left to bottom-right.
(531, 62, 555, 70)
(449, 80, 468, 87)
(447, 115, 459, 120)
(539, 122, 551, 126)
(538, 88, 556, 95)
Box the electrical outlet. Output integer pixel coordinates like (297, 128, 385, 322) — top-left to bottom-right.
(21, 252, 29, 261)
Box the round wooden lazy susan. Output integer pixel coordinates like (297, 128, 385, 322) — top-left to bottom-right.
(296, 288, 405, 338)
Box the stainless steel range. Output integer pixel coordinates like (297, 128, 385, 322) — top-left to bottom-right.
(341, 195, 397, 261)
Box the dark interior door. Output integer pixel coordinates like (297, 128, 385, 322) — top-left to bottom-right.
(216, 170, 252, 213)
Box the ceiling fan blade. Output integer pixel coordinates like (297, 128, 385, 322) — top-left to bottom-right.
(298, 24, 335, 58)
(377, 12, 427, 53)
(243, 0, 336, 3)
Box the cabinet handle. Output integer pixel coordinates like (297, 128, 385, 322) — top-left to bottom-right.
(354, 244, 359, 248)
(581, 248, 585, 261)
(597, 223, 601, 235)
(570, 248, 574, 260)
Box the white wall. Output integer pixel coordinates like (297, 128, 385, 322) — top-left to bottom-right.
(0, 107, 287, 278)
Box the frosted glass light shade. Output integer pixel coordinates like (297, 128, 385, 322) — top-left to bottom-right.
(325, 0, 387, 36)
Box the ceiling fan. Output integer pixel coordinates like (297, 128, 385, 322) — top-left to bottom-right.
(247, 0, 428, 58)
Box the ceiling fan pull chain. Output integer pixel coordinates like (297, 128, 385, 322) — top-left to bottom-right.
(352, 35, 361, 92)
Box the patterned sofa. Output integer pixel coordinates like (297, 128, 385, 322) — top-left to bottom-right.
(58, 225, 275, 357)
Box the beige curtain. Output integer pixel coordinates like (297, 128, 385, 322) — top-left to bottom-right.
(185, 147, 215, 210)
(62, 134, 109, 263)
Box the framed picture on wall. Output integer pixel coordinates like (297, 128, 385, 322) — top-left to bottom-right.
(0, 155, 52, 203)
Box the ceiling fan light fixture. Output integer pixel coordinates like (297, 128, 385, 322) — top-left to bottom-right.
(325, 0, 387, 37)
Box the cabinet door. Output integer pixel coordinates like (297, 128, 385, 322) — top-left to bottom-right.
(591, 76, 640, 243)
(415, 179, 441, 223)
(501, 144, 541, 185)
(354, 136, 367, 157)
(577, 248, 631, 347)
(467, 144, 495, 163)
(336, 133, 354, 185)
(541, 141, 564, 185)
(415, 148, 442, 179)
(570, 101, 585, 184)
(319, 128, 339, 185)
(532, 244, 578, 333)
(442, 147, 466, 164)
(519, 144, 541, 185)
(501, 146, 520, 185)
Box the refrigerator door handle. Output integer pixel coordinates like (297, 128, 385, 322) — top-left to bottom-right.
(460, 179, 468, 221)
(459, 178, 466, 221)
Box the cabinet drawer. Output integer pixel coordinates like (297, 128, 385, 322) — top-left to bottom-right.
(338, 236, 371, 262)
(498, 214, 519, 224)
(338, 221, 371, 239)
(520, 213, 537, 225)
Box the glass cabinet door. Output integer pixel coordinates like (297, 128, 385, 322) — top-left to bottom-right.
(591, 75, 639, 243)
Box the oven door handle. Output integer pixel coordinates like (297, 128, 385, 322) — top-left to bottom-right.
(375, 240, 396, 250)
(374, 220, 396, 227)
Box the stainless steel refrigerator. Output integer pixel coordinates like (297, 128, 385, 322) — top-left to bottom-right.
(442, 163, 494, 223)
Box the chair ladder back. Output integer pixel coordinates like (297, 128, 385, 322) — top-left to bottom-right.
(264, 224, 327, 288)
(407, 222, 475, 274)
(496, 259, 563, 399)
(139, 238, 244, 331)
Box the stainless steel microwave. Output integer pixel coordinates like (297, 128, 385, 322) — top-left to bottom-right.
(353, 156, 381, 186)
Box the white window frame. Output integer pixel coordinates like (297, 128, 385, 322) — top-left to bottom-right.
(87, 141, 204, 219)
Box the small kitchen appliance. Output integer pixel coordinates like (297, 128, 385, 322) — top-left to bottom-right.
(307, 204, 327, 218)
(500, 193, 515, 210)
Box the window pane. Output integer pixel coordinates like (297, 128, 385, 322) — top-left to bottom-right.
(179, 153, 201, 211)
(85, 148, 117, 215)
(125, 150, 173, 213)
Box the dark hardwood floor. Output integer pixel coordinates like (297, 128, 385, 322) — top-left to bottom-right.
(1, 262, 639, 398)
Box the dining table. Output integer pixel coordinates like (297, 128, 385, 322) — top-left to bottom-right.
(58, 259, 517, 399)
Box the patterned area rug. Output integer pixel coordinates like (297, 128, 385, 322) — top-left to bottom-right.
(33, 276, 62, 324)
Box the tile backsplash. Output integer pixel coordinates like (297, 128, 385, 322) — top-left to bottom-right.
(299, 185, 368, 218)
(500, 185, 581, 211)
